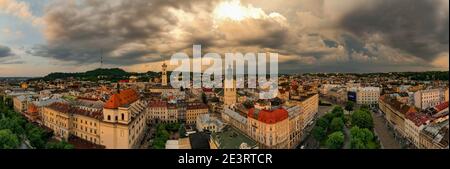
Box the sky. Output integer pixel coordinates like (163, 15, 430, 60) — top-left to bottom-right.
(0, 0, 449, 77)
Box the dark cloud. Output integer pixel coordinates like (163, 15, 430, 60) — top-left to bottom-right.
(0, 45, 14, 58)
(0, 45, 23, 65)
(30, 0, 220, 65)
(340, 0, 449, 61)
(239, 23, 288, 49)
(341, 34, 369, 55)
(25, 0, 448, 73)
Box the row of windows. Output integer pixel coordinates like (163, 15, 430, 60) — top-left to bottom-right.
(106, 113, 126, 121)
(128, 114, 147, 145)
(74, 118, 97, 127)
(73, 123, 98, 135)
(74, 131, 98, 144)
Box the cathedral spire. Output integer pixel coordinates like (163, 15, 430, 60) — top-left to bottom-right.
(162, 62, 168, 86)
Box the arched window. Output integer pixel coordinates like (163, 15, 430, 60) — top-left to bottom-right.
(107, 115, 111, 121)
(122, 113, 125, 121)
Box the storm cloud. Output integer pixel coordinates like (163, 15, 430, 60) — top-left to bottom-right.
(0, 45, 14, 58)
(340, 0, 449, 61)
(26, 0, 449, 73)
(30, 0, 209, 65)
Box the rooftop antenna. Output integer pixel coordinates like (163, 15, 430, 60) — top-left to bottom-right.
(100, 50, 103, 69)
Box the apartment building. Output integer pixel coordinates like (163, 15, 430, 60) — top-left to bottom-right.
(42, 89, 148, 149)
(414, 88, 445, 110)
(289, 93, 319, 129)
(186, 102, 209, 125)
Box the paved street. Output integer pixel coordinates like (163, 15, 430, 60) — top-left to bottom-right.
(343, 126, 350, 149)
(371, 111, 401, 149)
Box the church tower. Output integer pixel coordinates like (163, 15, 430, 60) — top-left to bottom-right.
(224, 65, 236, 107)
(161, 62, 168, 86)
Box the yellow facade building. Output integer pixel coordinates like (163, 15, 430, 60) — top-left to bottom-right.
(42, 89, 147, 149)
(186, 102, 209, 125)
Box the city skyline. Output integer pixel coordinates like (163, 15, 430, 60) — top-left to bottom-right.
(1, 0, 449, 77)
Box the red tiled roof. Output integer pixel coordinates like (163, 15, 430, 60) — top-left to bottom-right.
(406, 110, 429, 127)
(28, 103, 38, 114)
(435, 101, 449, 112)
(248, 108, 288, 124)
(104, 89, 138, 109)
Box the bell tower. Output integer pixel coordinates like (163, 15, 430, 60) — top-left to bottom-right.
(224, 65, 236, 107)
(161, 62, 168, 86)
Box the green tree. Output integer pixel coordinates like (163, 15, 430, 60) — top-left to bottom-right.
(323, 112, 336, 122)
(312, 126, 327, 141)
(152, 123, 171, 149)
(329, 117, 344, 132)
(316, 117, 329, 129)
(25, 124, 47, 149)
(0, 117, 25, 136)
(350, 126, 378, 149)
(351, 110, 374, 129)
(166, 123, 180, 132)
(45, 141, 74, 149)
(326, 132, 344, 149)
(332, 106, 344, 115)
(152, 138, 166, 149)
(360, 105, 370, 111)
(0, 129, 20, 149)
(345, 101, 355, 111)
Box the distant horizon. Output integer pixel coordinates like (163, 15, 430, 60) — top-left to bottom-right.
(0, 68, 448, 79)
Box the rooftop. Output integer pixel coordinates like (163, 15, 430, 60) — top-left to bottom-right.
(380, 95, 415, 115)
(210, 126, 258, 149)
(435, 102, 449, 112)
(148, 100, 167, 108)
(104, 89, 138, 109)
(189, 132, 210, 149)
(47, 102, 103, 120)
(406, 111, 430, 127)
(187, 102, 208, 110)
(224, 108, 247, 125)
(422, 119, 449, 148)
(248, 107, 288, 124)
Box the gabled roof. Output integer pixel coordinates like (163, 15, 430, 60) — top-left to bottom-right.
(104, 89, 138, 109)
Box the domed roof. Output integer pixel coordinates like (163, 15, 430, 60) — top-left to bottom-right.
(248, 107, 288, 124)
